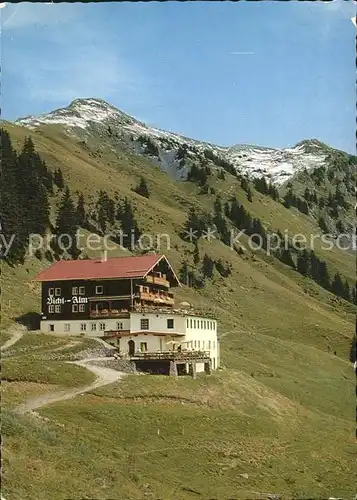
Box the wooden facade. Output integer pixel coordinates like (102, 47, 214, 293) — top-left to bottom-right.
(40, 259, 178, 322)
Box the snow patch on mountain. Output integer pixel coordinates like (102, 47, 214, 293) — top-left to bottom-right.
(14, 98, 328, 185)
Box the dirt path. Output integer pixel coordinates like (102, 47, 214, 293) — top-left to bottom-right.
(1, 324, 26, 351)
(16, 357, 125, 414)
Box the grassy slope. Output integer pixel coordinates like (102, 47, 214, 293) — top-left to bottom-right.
(1, 122, 355, 499)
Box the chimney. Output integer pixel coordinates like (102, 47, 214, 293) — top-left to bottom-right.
(101, 250, 108, 263)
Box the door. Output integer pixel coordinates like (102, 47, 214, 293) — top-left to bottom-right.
(128, 339, 135, 356)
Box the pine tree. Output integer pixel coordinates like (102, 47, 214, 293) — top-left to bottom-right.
(0, 130, 27, 262)
(241, 177, 249, 192)
(280, 249, 295, 269)
(304, 187, 311, 202)
(116, 197, 141, 248)
(202, 253, 214, 279)
(17, 137, 50, 237)
(336, 220, 345, 234)
(342, 280, 351, 302)
(76, 193, 87, 227)
(179, 260, 194, 287)
(297, 249, 310, 276)
(218, 169, 226, 180)
(318, 216, 329, 234)
(193, 242, 200, 265)
(331, 272, 344, 298)
(247, 187, 253, 202)
(134, 177, 150, 198)
(54, 168, 65, 189)
(215, 259, 231, 277)
(268, 182, 279, 201)
(317, 260, 330, 290)
(55, 186, 80, 258)
(214, 196, 222, 215)
(309, 251, 320, 282)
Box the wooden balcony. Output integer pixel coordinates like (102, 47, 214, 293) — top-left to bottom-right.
(119, 350, 211, 363)
(145, 275, 170, 288)
(136, 291, 174, 306)
(90, 309, 130, 318)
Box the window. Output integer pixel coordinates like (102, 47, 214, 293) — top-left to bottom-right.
(80, 323, 86, 332)
(117, 322, 123, 330)
(213, 322, 216, 330)
(55, 305, 61, 313)
(79, 286, 85, 296)
(48, 305, 55, 313)
(91, 323, 97, 331)
(201, 320, 203, 329)
(213, 341, 216, 349)
(194, 341, 197, 348)
(79, 304, 85, 312)
(48, 288, 54, 296)
(96, 285, 103, 295)
(72, 287, 78, 295)
(64, 324, 70, 332)
(193, 320, 196, 328)
(167, 319, 174, 329)
(202, 341, 205, 349)
(197, 341, 200, 348)
(99, 323, 106, 331)
(186, 319, 189, 328)
(204, 321, 206, 329)
(140, 342, 148, 352)
(208, 341, 211, 350)
(140, 318, 149, 330)
(55, 288, 61, 296)
(72, 304, 78, 313)
(190, 319, 193, 328)
(49, 324, 55, 332)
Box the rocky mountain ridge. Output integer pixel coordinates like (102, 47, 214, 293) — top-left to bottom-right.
(15, 98, 330, 185)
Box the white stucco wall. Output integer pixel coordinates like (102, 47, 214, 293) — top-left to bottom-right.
(40, 311, 219, 370)
(130, 312, 186, 334)
(183, 316, 218, 369)
(118, 334, 176, 354)
(40, 318, 130, 336)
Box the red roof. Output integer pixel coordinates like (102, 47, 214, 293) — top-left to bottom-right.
(34, 254, 175, 282)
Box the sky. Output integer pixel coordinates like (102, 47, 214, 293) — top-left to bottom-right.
(1, 1, 356, 153)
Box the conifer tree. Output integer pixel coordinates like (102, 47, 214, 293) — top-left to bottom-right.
(202, 253, 214, 278)
(297, 249, 310, 276)
(218, 169, 226, 180)
(54, 168, 65, 189)
(193, 242, 200, 265)
(76, 193, 87, 228)
(134, 177, 150, 198)
(331, 272, 344, 298)
(318, 216, 329, 234)
(247, 187, 253, 202)
(0, 130, 27, 262)
(279, 249, 295, 269)
(55, 186, 80, 258)
(317, 260, 330, 290)
(17, 137, 50, 237)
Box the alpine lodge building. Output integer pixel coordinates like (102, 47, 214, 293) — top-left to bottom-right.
(34, 254, 220, 372)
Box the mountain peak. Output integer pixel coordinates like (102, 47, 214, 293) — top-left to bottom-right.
(14, 97, 134, 130)
(14, 97, 336, 185)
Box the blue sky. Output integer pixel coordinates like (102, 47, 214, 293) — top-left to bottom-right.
(1, 1, 356, 152)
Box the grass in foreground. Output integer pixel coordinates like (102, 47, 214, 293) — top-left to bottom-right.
(2, 368, 355, 500)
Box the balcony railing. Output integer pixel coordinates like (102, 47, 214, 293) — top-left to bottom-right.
(136, 291, 174, 306)
(118, 350, 211, 362)
(145, 275, 170, 287)
(90, 309, 130, 318)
